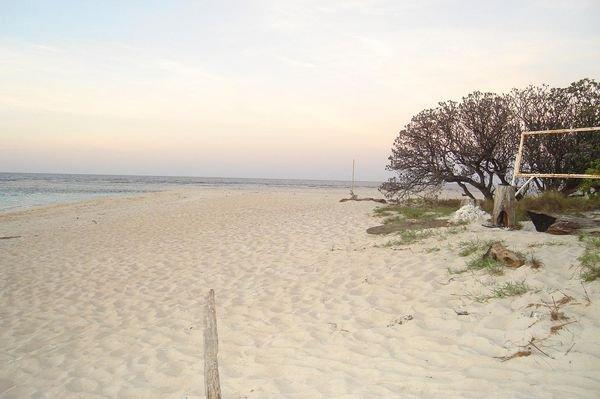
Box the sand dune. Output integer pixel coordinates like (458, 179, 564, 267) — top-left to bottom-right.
(1, 187, 599, 398)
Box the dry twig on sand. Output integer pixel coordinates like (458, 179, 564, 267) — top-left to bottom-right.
(564, 343, 576, 356)
(0, 235, 21, 240)
(581, 282, 592, 305)
(527, 337, 554, 359)
(550, 320, 578, 334)
(526, 293, 573, 321)
(529, 257, 544, 269)
(526, 293, 579, 336)
(495, 349, 532, 362)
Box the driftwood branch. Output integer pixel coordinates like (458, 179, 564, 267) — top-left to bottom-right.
(204, 289, 221, 399)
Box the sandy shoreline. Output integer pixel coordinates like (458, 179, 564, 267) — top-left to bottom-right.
(1, 187, 599, 398)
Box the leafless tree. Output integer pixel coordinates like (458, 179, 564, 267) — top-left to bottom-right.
(382, 92, 519, 200)
(382, 79, 599, 200)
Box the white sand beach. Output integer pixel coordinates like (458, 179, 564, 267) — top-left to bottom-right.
(1, 187, 599, 398)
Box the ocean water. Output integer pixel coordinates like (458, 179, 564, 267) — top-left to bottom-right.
(0, 173, 381, 212)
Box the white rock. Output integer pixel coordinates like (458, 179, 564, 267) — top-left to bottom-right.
(450, 204, 489, 224)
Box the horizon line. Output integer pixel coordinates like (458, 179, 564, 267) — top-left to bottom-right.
(0, 170, 384, 184)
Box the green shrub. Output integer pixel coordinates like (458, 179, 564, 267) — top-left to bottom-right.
(491, 281, 530, 298)
(579, 160, 600, 196)
(579, 235, 600, 282)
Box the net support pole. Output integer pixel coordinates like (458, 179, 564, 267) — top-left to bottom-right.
(511, 133, 525, 186)
(515, 176, 535, 197)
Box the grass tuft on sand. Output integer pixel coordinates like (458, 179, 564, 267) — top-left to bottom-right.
(379, 230, 434, 247)
(467, 256, 505, 276)
(375, 198, 461, 221)
(579, 234, 600, 282)
(527, 254, 544, 269)
(371, 198, 462, 235)
(458, 239, 495, 257)
(491, 281, 530, 298)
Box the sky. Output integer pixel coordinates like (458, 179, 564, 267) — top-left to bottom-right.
(1, 0, 599, 181)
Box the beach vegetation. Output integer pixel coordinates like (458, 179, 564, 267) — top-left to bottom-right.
(527, 254, 544, 269)
(481, 190, 600, 221)
(579, 160, 600, 196)
(458, 239, 495, 257)
(379, 229, 434, 247)
(381, 91, 518, 201)
(375, 198, 461, 220)
(579, 234, 600, 282)
(491, 281, 530, 298)
(511, 80, 600, 195)
(466, 256, 505, 275)
(382, 215, 402, 225)
(371, 198, 461, 235)
(444, 225, 468, 235)
(381, 79, 600, 201)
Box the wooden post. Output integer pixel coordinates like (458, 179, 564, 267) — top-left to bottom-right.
(352, 159, 355, 194)
(204, 289, 221, 399)
(350, 159, 357, 199)
(492, 185, 516, 228)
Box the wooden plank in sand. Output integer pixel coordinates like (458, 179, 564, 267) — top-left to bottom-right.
(204, 289, 222, 399)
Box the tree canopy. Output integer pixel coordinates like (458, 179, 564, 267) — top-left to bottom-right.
(382, 79, 600, 200)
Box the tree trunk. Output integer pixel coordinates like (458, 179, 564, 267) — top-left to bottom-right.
(492, 185, 517, 228)
(456, 182, 475, 200)
(481, 188, 493, 200)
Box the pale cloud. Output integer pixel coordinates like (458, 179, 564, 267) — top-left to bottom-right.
(276, 55, 317, 69)
(154, 59, 221, 82)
